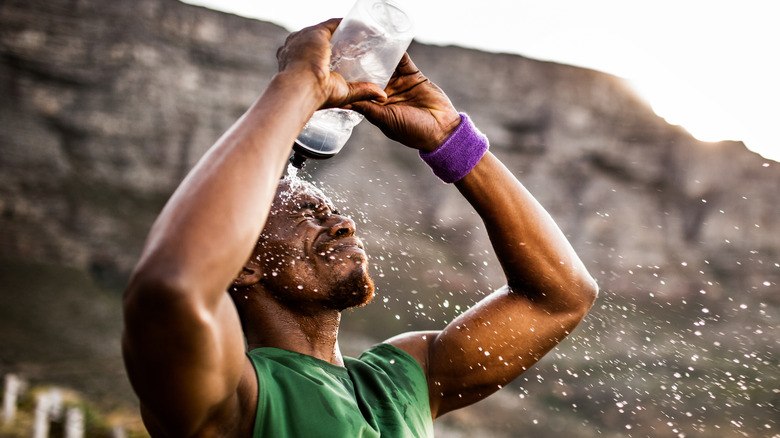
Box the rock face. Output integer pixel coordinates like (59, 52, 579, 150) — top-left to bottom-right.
(1, 0, 288, 284)
(3, 0, 777, 299)
(1, 0, 778, 436)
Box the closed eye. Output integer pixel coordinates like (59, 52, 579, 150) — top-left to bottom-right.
(288, 197, 340, 222)
(288, 201, 317, 218)
(291, 201, 335, 221)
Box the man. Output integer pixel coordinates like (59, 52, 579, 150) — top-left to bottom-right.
(122, 19, 598, 437)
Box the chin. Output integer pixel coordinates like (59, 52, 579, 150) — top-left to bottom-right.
(329, 269, 375, 311)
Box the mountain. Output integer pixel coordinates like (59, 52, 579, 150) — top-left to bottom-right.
(1, 0, 777, 436)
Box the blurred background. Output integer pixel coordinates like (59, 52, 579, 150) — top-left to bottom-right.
(1, 0, 778, 436)
(185, 0, 780, 163)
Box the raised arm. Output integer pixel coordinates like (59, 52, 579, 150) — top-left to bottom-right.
(121, 20, 386, 436)
(353, 54, 598, 418)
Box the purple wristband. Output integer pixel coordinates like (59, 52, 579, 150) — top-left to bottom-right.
(419, 113, 489, 183)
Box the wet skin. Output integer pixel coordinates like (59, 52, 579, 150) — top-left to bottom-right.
(252, 180, 375, 312)
(121, 19, 598, 438)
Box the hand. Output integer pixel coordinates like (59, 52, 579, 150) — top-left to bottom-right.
(276, 19, 387, 109)
(349, 53, 461, 152)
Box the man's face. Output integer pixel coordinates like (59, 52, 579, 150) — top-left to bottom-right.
(254, 180, 374, 311)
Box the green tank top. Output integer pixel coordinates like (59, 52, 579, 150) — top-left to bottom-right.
(248, 343, 433, 437)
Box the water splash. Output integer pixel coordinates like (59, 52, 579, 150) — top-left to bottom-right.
(284, 161, 303, 188)
(279, 161, 334, 210)
(275, 160, 780, 437)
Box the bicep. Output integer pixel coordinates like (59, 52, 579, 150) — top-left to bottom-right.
(425, 286, 587, 417)
(122, 286, 247, 435)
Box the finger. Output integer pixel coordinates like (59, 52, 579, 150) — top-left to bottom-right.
(348, 100, 386, 123)
(341, 82, 387, 106)
(287, 18, 342, 51)
(348, 101, 407, 146)
(385, 53, 428, 95)
(302, 18, 342, 47)
(394, 52, 420, 76)
(319, 18, 342, 36)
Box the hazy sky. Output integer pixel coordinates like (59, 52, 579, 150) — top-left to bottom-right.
(182, 0, 779, 162)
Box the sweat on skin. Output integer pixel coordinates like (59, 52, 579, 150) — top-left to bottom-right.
(121, 18, 598, 438)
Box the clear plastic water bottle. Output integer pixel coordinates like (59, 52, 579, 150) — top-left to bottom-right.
(292, 0, 414, 167)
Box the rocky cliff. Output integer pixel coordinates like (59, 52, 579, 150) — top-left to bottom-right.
(1, 0, 777, 436)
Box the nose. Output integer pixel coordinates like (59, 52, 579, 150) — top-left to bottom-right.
(328, 215, 356, 238)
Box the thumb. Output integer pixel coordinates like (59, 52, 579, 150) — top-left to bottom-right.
(348, 99, 387, 124)
(348, 100, 409, 147)
(340, 82, 387, 106)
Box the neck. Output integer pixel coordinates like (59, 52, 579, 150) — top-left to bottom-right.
(242, 291, 345, 366)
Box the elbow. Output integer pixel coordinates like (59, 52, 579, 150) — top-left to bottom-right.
(548, 273, 599, 318)
(570, 274, 599, 318)
(582, 275, 599, 308)
(508, 268, 599, 315)
(541, 276, 598, 332)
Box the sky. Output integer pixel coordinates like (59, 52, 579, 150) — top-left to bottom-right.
(182, 0, 779, 162)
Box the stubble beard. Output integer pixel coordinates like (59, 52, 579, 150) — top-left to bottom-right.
(259, 246, 376, 312)
(262, 256, 375, 312)
(326, 260, 375, 311)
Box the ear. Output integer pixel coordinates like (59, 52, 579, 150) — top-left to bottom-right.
(232, 264, 263, 288)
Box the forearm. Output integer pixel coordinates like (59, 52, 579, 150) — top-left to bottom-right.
(455, 152, 598, 310)
(129, 71, 323, 305)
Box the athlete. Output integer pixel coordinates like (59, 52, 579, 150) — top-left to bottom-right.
(122, 18, 598, 437)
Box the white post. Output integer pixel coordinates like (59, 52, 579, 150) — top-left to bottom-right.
(33, 392, 51, 438)
(111, 425, 127, 438)
(64, 407, 84, 438)
(2, 374, 22, 425)
(48, 389, 63, 420)
(32, 388, 65, 438)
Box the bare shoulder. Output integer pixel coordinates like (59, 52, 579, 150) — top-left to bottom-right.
(384, 330, 440, 374)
